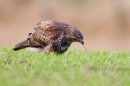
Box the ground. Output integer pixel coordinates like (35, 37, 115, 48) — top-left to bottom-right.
(0, 47, 130, 86)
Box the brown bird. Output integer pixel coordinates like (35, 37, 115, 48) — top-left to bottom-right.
(13, 20, 86, 54)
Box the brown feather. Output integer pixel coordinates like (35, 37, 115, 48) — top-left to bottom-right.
(13, 20, 85, 54)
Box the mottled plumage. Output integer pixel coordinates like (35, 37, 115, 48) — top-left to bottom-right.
(13, 20, 85, 54)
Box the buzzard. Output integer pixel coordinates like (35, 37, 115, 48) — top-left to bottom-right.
(13, 20, 86, 54)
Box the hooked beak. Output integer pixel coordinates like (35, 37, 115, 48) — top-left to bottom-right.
(79, 39, 87, 50)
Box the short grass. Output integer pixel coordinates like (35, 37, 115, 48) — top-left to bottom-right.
(0, 46, 130, 86)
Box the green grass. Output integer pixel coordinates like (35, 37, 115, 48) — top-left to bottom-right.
(0, 46, 130, 86)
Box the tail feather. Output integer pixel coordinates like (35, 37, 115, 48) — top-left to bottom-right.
(13, 40, 30, 51)
(13, 38, 43, 51)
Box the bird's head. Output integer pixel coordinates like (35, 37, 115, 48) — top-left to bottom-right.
(71, 30, 84, 44)
(70, 28, 86, 50)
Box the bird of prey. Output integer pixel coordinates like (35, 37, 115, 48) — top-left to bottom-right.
(13, 20, 86, 54)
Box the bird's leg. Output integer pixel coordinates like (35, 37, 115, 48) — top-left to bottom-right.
(41, 43, 54, 54)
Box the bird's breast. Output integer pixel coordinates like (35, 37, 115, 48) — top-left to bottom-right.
(53, 41, 72, 54)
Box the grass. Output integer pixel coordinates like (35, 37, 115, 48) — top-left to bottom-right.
(0, 46, 130, 86)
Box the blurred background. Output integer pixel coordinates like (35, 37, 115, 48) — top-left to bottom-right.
(0, 0, 130, 51)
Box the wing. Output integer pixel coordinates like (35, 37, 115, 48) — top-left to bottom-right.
(29, 21, 66, 47)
